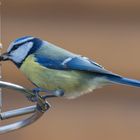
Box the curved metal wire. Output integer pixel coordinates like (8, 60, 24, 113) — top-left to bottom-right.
(0, 80, 49, 134)
(0, 109, 43, 134)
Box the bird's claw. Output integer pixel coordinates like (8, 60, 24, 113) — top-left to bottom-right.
(27, 88, 64, 112)
(37, 95, 51, 112)
(28, 89, 50, 112)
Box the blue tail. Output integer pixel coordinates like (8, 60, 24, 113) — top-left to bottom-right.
(106, 75, 140, 87)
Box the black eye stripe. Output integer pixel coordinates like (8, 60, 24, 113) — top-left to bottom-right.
(9, 40, 32, 53)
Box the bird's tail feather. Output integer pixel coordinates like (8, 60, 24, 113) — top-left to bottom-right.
(106, 75, 140, 87)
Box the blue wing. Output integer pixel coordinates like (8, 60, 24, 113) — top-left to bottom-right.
(34, 53, 114, 75)
(33, 41, 114, 75)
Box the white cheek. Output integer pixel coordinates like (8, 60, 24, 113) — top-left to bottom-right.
(10, 42, 33, 63)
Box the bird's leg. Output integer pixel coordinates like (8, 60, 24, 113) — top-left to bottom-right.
(31, 88, 64, 101)
(42, 89, 64, 99)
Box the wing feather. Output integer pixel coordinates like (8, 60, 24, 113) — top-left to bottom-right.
(35, 54, 114, 75)
(34, 42, 117, 75)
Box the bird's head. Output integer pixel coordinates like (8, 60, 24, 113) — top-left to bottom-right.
(0, 36, 42, 67)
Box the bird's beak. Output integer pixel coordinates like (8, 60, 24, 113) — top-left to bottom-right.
(0, 53, 9, 61)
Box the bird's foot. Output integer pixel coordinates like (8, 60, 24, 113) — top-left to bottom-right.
(31, 88, 64, 101)
(25, 88, 51, 112)
(36, 95, 51, 112)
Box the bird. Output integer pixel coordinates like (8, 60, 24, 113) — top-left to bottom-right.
(0, 36, 140, 99)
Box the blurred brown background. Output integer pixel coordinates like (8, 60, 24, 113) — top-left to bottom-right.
(1, 0, 140, 140)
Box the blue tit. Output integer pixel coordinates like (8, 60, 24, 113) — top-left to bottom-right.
(0, 36, 140, 99)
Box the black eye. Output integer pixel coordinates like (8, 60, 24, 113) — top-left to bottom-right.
(9, 43, 21, 53)
(10, 44, 19, 51)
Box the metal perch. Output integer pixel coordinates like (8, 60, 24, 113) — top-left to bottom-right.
(0, 80, 50, 134)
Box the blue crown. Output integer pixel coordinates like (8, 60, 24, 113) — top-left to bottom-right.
(13, 36, 34, 45)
